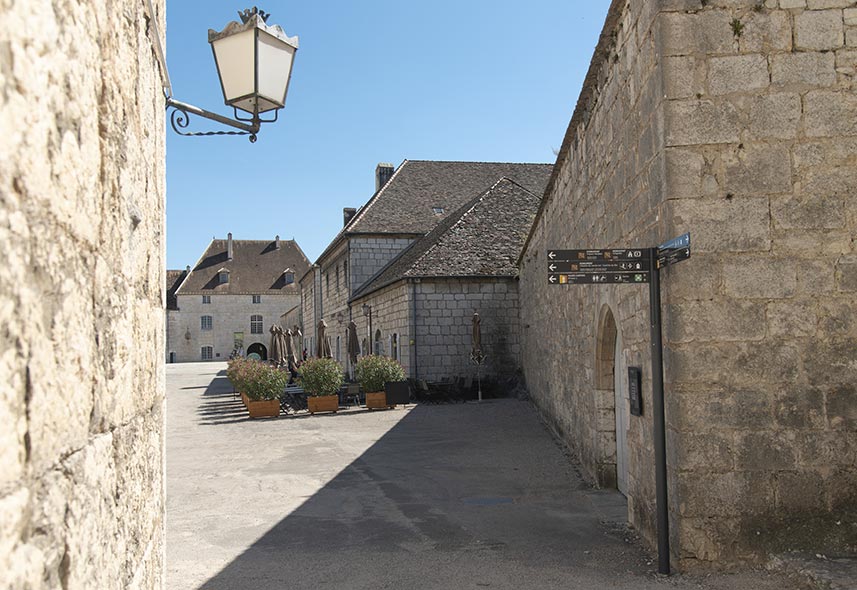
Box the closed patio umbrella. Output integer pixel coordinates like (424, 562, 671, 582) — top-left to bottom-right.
(292, 325, 303, 360)
(317, 319, 332, 358)
(269, 325, 284, 366)
(347, 320, 360, 365)
(470, 312, 484, 402)
(284, 328, 296, 363)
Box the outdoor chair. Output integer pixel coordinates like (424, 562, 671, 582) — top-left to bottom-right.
(342, 383, 361, 407)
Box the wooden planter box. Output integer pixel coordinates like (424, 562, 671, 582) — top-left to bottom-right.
(307, 394, 339, 414)
(247, 398, 280, 418)
(365, 391, 394, 410)
(240, 392, 249, 407)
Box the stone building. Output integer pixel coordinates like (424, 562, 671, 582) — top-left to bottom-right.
(165, 267, 188, 363)
(0, 0, 167, 587)
(351, 178, 544, 382)
(519, 0, 857, 568)
(301, 160, 552, 380)
(168, 234, 310, 362)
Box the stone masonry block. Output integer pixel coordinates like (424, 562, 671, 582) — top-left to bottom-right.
(836, 255, 857, 291)
(777, 470, 827, 512)
(827, 384, 857, 430)
(723, 144, 792, 195)
(664, 147, 704, 199)
(736, 431, 798, 470)
(818, 298, 857, 336)
(749, 93, 802, 140)
(669, 382, 775, 431)
(767, 300, 817, 338)
(677, 471, 775, 517)
(661, 11, 736, 56)
(774, 385, 827, 429)
(804, 338, 857, 387)
(780, 0, 807, 7)
(772, 52, 837, 87)
(795, 10, 845, 50)
(798, 431, 857, 468)
(808, 0, 852, 7)
(804, 90, 857, 137)
(667, 197, 771, 253)
(666, 300, 767, 342)
(826, 468, 857, 512)
(665, 100, 741, 146)
(663, 56, 699, 100)
(723, 257, 797, 299)
(672, 432, 734, 473)
(708, 55, 770, 96)
(772, 194, 846, 230)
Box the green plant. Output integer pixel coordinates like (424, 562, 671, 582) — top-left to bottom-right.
(227, 357, 253, 393)
(731, 18, 744, 37)
(355, 355, 406, 393)
(240, 361, 289, 401)
(297, 357, 344, 397)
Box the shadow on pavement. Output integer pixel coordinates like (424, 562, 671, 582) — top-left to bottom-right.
(195, 398, 652, 590)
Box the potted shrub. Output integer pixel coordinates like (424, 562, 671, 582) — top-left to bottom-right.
(244, 361, 289, 418)
(298, 357, 344, 414)
(226, 357, 251, 407)
(356, 355, 406, 410)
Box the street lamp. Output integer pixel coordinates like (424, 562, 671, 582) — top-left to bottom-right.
(166, 7, 298, 142)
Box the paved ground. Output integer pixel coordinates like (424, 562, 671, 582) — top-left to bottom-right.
(166, 362, 807, 590)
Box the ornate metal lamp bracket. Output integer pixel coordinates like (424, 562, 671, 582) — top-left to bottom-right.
(166, 98, 263, 143)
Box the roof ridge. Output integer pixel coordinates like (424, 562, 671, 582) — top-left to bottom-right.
(342, 159, 410, 233)
(405, 159, 553, 166)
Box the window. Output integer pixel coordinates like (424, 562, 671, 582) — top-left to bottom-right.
(201, 346, 213, 360)
(201, 316, 212, 331)
(343, 260, 348, 289)
(392, 333, 398, 361)
(336, 336, 341, 361)
(285, 272, 294, 284)
(336, 265, 340, 290)
(218, 271, 229, 284)
(326, 273, 329, 293)
(252, 295, 261, 304)
(202, 295, 211, 304)
(374, 329, 383, 356)
(250, 315, 263, 334)
(432, 206, 444, 215)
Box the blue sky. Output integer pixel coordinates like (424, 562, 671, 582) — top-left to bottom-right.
(166, 1, 612, 269)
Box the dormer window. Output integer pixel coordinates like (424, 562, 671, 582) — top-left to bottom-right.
(284, 268, 294, 284)
(217, 268, 230, 284)
(432, 206, 444, 215)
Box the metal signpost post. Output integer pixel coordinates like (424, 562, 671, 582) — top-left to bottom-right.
(547, 232, 690, 576)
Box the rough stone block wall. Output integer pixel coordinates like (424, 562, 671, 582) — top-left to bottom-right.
(659, 0, 857, 564)
(299, 273, 316, 354)
(0, 0, 166, 587)
(519, 0, 665, 553)
(352, 282, 413, 376)
(169, 294, 300, 362)
(349, 236, 415, 290)
(520, 0, 857, 568)
(415, 279, 520, 383)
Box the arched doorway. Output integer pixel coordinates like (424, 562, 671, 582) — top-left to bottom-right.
(247, 342, 267, 361)
(596, 305, 628, 496)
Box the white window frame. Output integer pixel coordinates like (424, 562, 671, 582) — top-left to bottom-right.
(201, 346, 213, 360)
(250, 315, 263, 334)
(201, 316, 213, 331)
(202, 295, 211, 304)
(252, 294, 261, 304)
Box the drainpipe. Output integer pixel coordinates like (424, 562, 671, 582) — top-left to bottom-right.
(411, 281, 419, 380)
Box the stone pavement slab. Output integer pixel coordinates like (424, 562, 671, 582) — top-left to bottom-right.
(166, 362, 809, 590)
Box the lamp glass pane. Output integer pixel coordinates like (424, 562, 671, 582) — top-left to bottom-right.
(211, 29, 255, 105)
(256, 30, 295, 111)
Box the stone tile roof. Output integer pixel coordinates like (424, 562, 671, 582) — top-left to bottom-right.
(177, 239, 310, 296)
(166, 269, 187, 310)
(315, 160, 553, 265)
(352, 177, 541, 300)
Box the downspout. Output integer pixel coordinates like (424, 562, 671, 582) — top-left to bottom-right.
(411, 280, 418, 380)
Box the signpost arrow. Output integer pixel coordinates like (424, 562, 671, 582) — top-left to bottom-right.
(549, 263, 557, 271)
(548, 275, 557, 284)
(548, 251, 557, 260)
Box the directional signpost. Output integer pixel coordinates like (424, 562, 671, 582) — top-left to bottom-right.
(547, 233, 691, 576)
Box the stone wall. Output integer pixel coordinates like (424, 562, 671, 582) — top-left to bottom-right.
(519, 0, 857, 568)
(415, 279, 521, 383)
(299, 271, 317, 355)
(352, 282, 413, 376)
(170, 293, 300, 362)
(659, 0, 857, 565)
(349, 236, 415, 290)
(519, 0, 665, 554)
(0, 0, 166, 587)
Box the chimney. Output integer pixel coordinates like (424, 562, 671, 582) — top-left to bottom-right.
(227, 232, 233, 260)
(375, 162, 394, 192)
(275, 235, 280, 249)
(185, 265, 190, 274)
(343, 208, 357, 227)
